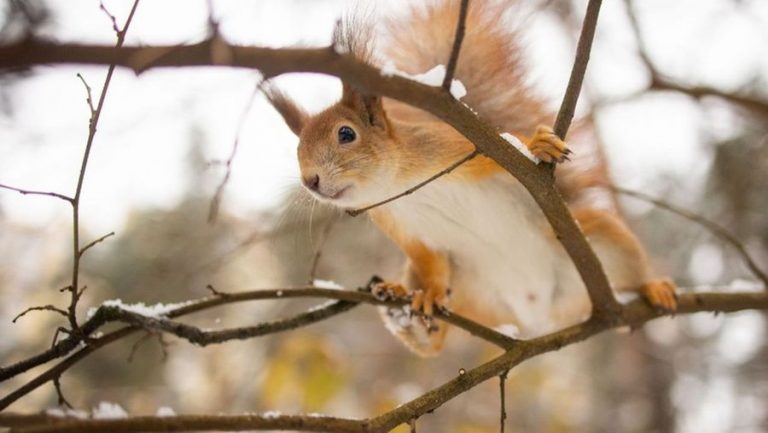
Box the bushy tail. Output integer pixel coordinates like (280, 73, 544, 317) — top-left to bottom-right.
(382, 0, 614, 208)
(383, 0, 549, 133)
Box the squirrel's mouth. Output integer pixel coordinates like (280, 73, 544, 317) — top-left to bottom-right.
(313, 184, 351, 202)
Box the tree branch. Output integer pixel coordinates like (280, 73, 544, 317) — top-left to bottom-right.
(66, 0, 140, 336)
(346, 150, 480, 216)
(613, 186, 768, 288)
(441, 0, 470, 92)
(0, 37, 623, 321)
(0, 281, 515, 409)
(623, 0, 768, 118)
(3, 291, 766, 432)
(0, 183, 73, 203)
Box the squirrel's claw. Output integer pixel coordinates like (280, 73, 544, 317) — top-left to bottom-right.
(526, 125, 571, 164)
(640, 278, 678, 312)
(411, 286, 449, 332)
(375, 281, 448, 334)
(372, 281, 410, 301)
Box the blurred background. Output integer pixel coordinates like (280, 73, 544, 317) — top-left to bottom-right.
(1, 0, 767, 432)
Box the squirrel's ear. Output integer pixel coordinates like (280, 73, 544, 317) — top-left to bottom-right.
(341, 83, 388, 131)
(262, 84, 308, 137)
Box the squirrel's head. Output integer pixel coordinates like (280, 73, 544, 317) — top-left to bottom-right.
(266, 83, 400, 209)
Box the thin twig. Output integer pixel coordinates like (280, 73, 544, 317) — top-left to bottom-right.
(98, 0, 119, 33)
(614, 186, 768, 288)
(623, 0, 768, 118)
(78, 231, 115, 258)
(52, 376, 72, 409)
(552, 0, 602, 139)
(67, 0, 141, 335)
(347, 150, 480, 216)
(0, 183, 73, 203)
(308, 216, 338, 283)
(208, 78, 263, 222)
(499, 370, 508, 433)
(12, 306, 68, 323)
(442, 0, 470, 92)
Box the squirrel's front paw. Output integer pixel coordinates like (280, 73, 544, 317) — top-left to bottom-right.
(372, 281, 410, 301)
(640, 278, 678, 312)
(373, 281, 449, 332)
(526, 125, 571, 163)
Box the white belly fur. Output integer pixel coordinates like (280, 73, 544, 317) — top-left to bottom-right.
(385, 174, 589, 336)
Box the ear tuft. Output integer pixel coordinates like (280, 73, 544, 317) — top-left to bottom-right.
(262, 83, 308, 137)
(341, 83, 388, 131)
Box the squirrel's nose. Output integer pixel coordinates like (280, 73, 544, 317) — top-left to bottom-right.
(303, 174, 320, 192)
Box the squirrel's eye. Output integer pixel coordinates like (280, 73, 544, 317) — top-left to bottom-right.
(337, 126, 356, 144)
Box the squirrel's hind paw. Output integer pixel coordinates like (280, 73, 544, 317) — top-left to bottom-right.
(526, 125, 571, 163)
(640, 278, 678, 312)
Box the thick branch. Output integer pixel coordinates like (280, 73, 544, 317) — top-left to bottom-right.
(0, 36, 621, 322)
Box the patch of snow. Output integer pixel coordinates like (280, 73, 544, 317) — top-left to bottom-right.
(380, 60, 398, 77)
(724, 278, 764, 292)
(501, 133, 539, 164)
(332, 41, 349, 55)
(45, 408, 88, 419)
(312, 279, 344, 290)
(307, 300, 338, 313)
(92, 401, 128, 419)
(156, 406, 176, 417)
(494, 324, 520, 338)
(87, 299, 194, 319)
(263, 410, 282, 419)
(380, 62, 467, 100)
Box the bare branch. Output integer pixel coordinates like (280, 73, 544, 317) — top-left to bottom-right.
(613, 186, 768, 288)
(0, 183, 73, 203)
(3, 291, 766, 433)
(208, 78, 263, 222)
(347, 150, 480, 217)
(75, 73, 95, 115)
(499, 370, 508, 433)
(546, 0, 623, 319)
(67, 0, 141, 334)
(367, 291, 768, 432)
(0, 281, 514, 409)
(78, 231, 115, 258)
(52, 376, 72, 409)
(98, 0, 119, 34)
(12, 306, 68, 323)
(2, 413, 368, 433)
(442, 0, 470, 92)
(623, 0, 768, 118)
(552, 0, 602, 140)
(308, 216, 338, 283)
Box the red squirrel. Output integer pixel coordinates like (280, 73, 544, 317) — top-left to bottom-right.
(266, 0, 677, 356)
